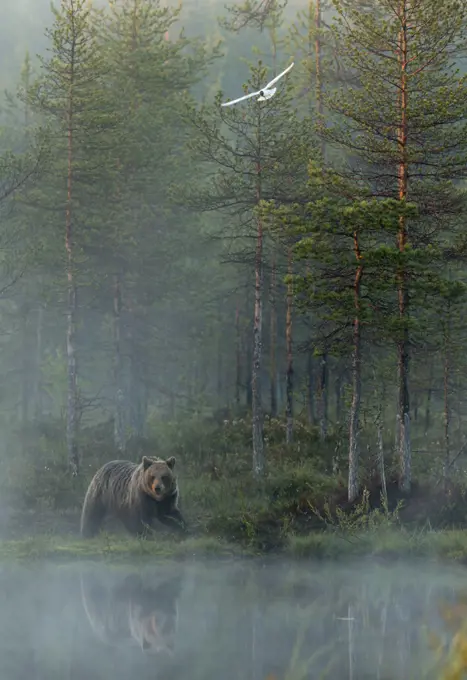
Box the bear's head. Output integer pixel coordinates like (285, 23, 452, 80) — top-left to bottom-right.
(141, 456, 177, 501)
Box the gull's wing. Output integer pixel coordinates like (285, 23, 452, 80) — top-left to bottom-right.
(221, 90, 261, 107)
(264, 62, 294, 90)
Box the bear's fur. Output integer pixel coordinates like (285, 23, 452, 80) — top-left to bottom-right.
(80, 455, 186, 538)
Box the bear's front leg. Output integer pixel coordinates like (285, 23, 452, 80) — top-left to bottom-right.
(121, 514, 153, 538)
(158, 508, 188, 535)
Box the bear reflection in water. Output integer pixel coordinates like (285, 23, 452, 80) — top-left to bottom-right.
(80, 570, 182, 655)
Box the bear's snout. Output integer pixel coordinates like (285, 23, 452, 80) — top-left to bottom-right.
(151, 478, 165, 497)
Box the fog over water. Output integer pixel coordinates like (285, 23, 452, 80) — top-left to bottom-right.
(0, 557, 465, 679)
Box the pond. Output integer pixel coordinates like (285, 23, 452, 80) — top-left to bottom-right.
(0, 557, 465, 679)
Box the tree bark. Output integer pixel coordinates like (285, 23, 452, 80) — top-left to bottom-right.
(269, 254, 277, 418)
(335, 368, 343, 425)
(306, 348, 315, 425)
(20, 304, 31, 426)
(66, 62, 79, 476)
(318, 349, 328, 440)
(443, 302, 451, 489)
(376, 400, 387, 505)
(396, 2, 411, 492)
(33, 301, 44, 421)
(252, 122, 265, 477)
(113, 273, 125, 452)
(285, 246, 293, 444)
(235, 303, 241, 409)
(348, 230, 363, 503)
(425, 361, 434, 435)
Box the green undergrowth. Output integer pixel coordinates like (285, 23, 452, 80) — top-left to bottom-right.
(3, 527, 467, 565)
(4, 414, 467, 553)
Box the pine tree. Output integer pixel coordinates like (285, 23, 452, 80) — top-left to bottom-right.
(98, 0, 220, 444)
(318, 0, 467, 491)
(185, 61, 311, 475)
(28, 0, 117, 474)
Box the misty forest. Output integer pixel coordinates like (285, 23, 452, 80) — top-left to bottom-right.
(4, 0, 467, 678)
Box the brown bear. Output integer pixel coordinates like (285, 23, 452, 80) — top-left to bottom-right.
(80, 455, 187, 538)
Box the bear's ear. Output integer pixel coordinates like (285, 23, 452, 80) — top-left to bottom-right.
(166, 456, 176, 469)
(142, 456, 152, 470)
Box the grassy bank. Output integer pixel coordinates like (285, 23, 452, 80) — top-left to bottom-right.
(3, 414, 467, 559)
(3, 526, 467, 564)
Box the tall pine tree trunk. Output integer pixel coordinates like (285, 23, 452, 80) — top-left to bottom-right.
(318, 349, 328, 440)
(20, 304, 31, 426)
(306, 348, 315, 424)
(285, 247, 293, 444)
(66, 86, 79, 476)
(396, 3, 411, 492)
(335, 368, 343, 425)
(113, 273, 125, 452)
(33, 300, 44, 421)
(425, 361, 434, 435)
(315, 0, 329, 440)
(443, 302, 451, 488)
(348, 231, 363, 502)
(252, 146, 265, 477)
(269, 254, 277, 417)
(217, 324, 223, 403)
(235, 303, 241, 409)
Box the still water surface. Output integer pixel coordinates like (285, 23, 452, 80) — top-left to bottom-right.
(0, 557, 465, 679)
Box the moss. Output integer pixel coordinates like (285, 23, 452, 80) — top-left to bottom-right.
(0, 533, 252, 562)
(3, 527, 467, 565)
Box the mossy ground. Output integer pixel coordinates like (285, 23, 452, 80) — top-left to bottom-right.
(3, 527, 467, 565)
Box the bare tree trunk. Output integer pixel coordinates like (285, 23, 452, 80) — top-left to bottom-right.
(335, 367, 343, 425)
(285, 247, 293, 444)
(376, 400, 387, 505)
(348, 231, 363, 503)
(306, 349, 315, 425)
(443, 303, 451, 489)
(396, 3, 411, 492)
(318, 349, 328, 440)
(425, 362, 434, 435)
(412, 390, 418, 422)
(113, 273, 125, 452)
(269, 254, 277, 417)
(246, 338, 253, 409)
(66, 81, 79, 476)
(252, 124, 265, 478)
(33, 301, 44, 421)
(315, 0, 329, 443)
(20, 304, 30, 426)
(235, 303, 241, 409)
(217, 329, 223, 402)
